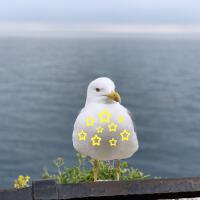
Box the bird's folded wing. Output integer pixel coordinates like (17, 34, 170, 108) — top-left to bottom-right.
(125, 108, 137, 132)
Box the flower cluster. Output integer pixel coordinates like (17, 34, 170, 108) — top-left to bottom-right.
(13, 175, 30, 189)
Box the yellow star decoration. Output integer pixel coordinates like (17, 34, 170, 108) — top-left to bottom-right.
(78, 130, 87, 141)
(91, 134, 102, 146)
(117, 116, 125, 123)
(96, 126, 104, 134)
(85, 116, 95, 126)
(120, 129, 131, 141)
(109, 138, 118, 147)
(108, 122, 118, 132)
(98, 109, 111, 123)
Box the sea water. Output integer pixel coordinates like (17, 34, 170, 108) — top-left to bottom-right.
(0, 36, 200, 188)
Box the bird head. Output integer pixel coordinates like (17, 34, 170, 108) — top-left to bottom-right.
(86, 77, 121, 104)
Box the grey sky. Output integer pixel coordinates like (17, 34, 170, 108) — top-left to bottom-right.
(1, 0, 200, 24)
(1, 0, 200, 37)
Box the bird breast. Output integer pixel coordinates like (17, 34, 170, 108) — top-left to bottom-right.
(72, 103, 139, 160)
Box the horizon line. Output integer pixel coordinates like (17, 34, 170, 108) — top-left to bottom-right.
(1, 22, 200, 37)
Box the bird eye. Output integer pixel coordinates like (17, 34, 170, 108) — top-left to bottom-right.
(95, 88, 100, 92)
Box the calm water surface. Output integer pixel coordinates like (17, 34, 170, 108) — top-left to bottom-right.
(1, 37, 200, 188)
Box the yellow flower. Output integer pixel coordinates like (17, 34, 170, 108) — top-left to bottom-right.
(91, 134, 102, 146)
(78, 130, 87, 141)
(117, 116, 125, 123)
(108, 122, 118, 132)
(120, 129, 131, 141)
(14, 175, 30, 189)
(96, 126, 104, 134)
(85, 116, 95, 126)
(109, 138, 118, 147)
(98, 109, 111, 123)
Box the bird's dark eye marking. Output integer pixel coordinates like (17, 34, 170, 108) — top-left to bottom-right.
(95, 88, 100, 92)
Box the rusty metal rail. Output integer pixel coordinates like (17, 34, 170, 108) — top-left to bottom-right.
(1, 177, 200, 200)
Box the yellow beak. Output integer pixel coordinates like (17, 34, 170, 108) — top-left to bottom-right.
(106, 91, 121, 103)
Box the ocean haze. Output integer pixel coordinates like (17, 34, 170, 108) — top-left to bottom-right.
(1, 23, 200, 38)
(0, 36, 200, 188)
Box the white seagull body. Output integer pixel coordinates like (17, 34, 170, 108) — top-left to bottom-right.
(72, 77, 139, 161)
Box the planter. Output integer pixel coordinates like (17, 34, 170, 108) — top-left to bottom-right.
(1, 178, 200, 200)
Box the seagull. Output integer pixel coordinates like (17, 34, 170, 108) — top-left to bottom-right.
(72, 77, 139, 181)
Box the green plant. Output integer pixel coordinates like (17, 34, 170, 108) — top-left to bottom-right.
(42, 154, 150, 184)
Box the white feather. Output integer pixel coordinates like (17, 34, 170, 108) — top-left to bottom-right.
(72, 77, 139, 160)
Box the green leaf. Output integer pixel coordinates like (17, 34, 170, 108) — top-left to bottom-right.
(42, 154, 150, 184)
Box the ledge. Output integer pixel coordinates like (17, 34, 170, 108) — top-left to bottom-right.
(1, 177, 200, 199)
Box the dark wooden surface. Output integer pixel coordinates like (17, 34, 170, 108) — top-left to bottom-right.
(1, 177, 200, 199)
(0, 187, 32, 200)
